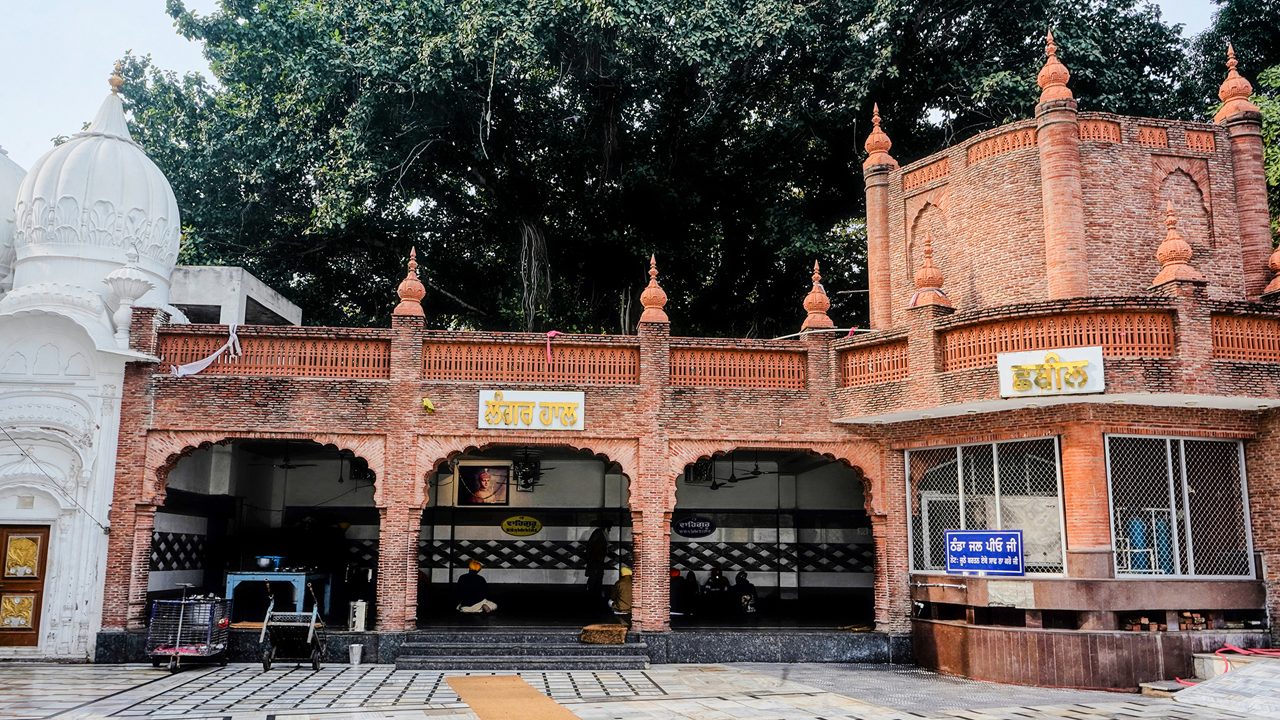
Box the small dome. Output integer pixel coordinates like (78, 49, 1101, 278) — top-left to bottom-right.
(10, 87, 180, 309)
(0, 147, 26, 294)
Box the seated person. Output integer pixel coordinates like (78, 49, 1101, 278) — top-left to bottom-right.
(703, 567, 732, 614)
(669, 569, 689, 615)
(733, 571, 758, 614)
(456, 560, 497, 614)
(611, 566, 633, 614)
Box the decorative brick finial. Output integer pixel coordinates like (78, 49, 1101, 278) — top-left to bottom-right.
(1152, 203, 1206, 287)
(393, 247, 426, 317)
(910, 234, 951, 308)
(863, 104, 898, 170)
(1214, 43, 1260, 122)
(110, 61, 124, 94)
(1037, 29, 1073, 103)
(638, 254, 669, 324)
(1264, 247, 1280, 298)
(801, 261, 835, 330)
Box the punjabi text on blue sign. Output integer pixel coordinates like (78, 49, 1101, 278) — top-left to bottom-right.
(944, 530, 1025, 576)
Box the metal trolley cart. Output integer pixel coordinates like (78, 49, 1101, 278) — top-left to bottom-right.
(259, 583, 326, 671)
(145, 597, 232, 672)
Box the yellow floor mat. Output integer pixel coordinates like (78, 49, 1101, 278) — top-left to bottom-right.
(446, 675, 581, 720)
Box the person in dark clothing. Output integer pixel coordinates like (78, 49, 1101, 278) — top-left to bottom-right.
(584, 522, 611, 601)
(682, 570, 701, 614)
(704, 567, 731, 615)
(734, 571, 758, 614)
(669, 569, 689, 615)
(456, 560, 496, 613)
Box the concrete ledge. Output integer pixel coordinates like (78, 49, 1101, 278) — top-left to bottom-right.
(913, 619, 1270, 690)
(642, 630, 911, 664)
(96, 630, 401, 665)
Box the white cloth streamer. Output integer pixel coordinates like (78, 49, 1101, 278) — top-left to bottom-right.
(171, 324, 241, 377)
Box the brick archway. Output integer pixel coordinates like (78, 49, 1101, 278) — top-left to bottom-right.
(415, 434, 638, 508)
(144, 430, 388, 505)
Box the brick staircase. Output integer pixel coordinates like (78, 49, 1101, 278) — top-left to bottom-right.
(394, 627, 649, 670)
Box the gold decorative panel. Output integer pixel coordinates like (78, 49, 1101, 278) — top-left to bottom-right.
(0, 593, 35, 629)
(3, 535, 39, 578)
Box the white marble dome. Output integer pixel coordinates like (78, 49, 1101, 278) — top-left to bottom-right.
(10, 89, 180, 309)
(0, 147, 26, 294)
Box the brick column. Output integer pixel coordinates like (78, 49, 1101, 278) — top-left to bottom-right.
(904, 304, 951, 408)
(865, 165, 895, 329)
(873, 450, 912, 633)
(376, 312, 425, 631)
(632, 314, 671, 632)
(1219, 113, 1273, 298)
(102, 309, 163, 631)
(1036, 98, 1087, 299)
(1060, 422, 1113, 578)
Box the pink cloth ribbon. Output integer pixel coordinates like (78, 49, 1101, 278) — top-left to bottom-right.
(846, 326, 859, 338)
(545, 330, 563, 362)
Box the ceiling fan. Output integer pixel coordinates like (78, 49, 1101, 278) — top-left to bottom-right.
(514, 447, 555, 491)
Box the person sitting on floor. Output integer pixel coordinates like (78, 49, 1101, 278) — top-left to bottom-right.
(611, 565, 633, 614)
(456, 559, 497, 614)
(734, 571, 758, 614)
(669, 568, 690, 615)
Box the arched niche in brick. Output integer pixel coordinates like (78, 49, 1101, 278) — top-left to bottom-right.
(665, 439, 886, 518)
(415, 434, 638, 508)
(143, 430, 387, 506)
(905, 186, 951, 276)
(1152, 155, 1213, 246)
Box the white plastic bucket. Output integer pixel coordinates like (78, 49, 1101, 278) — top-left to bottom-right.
(348, 643, 363, 665)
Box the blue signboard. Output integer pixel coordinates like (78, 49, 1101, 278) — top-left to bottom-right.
(944, 530, 1025, 576)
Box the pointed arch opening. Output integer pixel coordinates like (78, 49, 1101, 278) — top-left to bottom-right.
(671, 448, 874, 629)
(419, 442, 631, 627)
(153, 438, 379, 626)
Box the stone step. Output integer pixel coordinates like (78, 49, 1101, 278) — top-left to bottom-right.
(1139, 679, 1198, 698)
(1193, 652, 1266, 680)
(395, 655, 650, 671)
(405, 630, 640, 645)
(400, 641, 648, 657)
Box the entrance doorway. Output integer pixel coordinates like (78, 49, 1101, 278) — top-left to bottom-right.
(670, 451, 873, 628)
(157, 440, 378, 626)
(419, 446, 630, 626)
(0, 525, 49, 646)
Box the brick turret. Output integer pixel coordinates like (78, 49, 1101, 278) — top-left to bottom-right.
(1213, 45, 1274, 299)
(1152, 203, 1207, 288)
(909, 233, 950, 309)
(393, 247, 426, 317)
(1036, 30, 1087, 299)
(863, 104, 897, 329)
(638, 254, 669, 324)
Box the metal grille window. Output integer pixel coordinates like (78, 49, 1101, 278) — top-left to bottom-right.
(1106, 436, 1253, 578)
(907, 438, 1065, 573)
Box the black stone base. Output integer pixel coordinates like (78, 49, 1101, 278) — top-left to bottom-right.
(96, 629, 402, 665)
(642, 630, 912, 664)
(98, 628, 911, 665)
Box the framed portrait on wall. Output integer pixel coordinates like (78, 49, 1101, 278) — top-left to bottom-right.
(455, 461, 511, 506)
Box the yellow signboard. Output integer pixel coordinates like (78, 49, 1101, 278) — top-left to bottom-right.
(501, 515, 543, 537)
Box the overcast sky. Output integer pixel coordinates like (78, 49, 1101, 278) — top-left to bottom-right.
(0, 0, 1219, 170)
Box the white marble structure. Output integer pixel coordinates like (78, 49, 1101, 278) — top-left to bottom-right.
(0, 77, 186, 658)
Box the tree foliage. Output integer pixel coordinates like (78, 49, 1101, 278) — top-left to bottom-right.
(122, 0, 1193, 335)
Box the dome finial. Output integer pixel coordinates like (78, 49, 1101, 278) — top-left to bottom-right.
(801, 260, 835, 330)
(910, 233, 951, 308)
(1037, 28, 1073, 103)
(1214, 42, 1259, 122)
(110, 61, 124, 95)
(863, 103, 898, 170)
(393, 247, 426, 317)
(1152, 202, 1206, 286)
(639, 254, 669, 324)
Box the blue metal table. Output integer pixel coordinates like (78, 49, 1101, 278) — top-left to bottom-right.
(225, 572, 330, 615)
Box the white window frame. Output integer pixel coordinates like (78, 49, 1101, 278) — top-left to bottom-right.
(1104, 434, 1255, 580)
(905, 436, 1067, 576)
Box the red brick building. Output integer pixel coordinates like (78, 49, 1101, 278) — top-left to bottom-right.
(98, 40, 1278, 688)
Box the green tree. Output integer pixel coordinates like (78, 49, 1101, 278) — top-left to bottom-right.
(122, 0, 1192, 335)
(1186, 0, 1280, 113)
(1255, 65, 1280, 242)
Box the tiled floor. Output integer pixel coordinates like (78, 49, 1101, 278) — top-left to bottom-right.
(0, 662, 1270, 720)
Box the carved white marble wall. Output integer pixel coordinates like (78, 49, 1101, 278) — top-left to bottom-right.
(0, 314, 123, 658)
